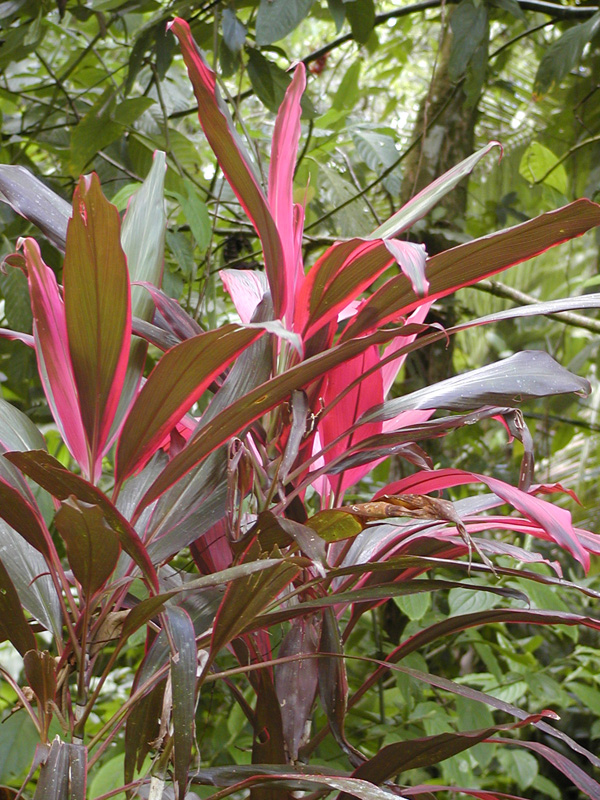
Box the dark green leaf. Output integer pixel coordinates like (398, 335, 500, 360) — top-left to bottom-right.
(345, 0, 375, 44)
(222, 7, 246, 52)
(255, 0, 314, 45)
(448, 0, 489, 80)
(327, 0, 346, 31)
(247, 49, 316, 118)
(534, 12, 600, 97)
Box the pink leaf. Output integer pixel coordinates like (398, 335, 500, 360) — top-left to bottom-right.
(384, 239, 428, 296)
(220, 269, 269, 324)
(376, 468, 590, 570)
(269, 64, 306, 323)
(168, 18, 287, 318)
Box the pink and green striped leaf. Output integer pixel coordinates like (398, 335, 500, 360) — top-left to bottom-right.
(21, 238, 88, 472)
(64, 173, 131, 481)
(368, 141, 502, 239)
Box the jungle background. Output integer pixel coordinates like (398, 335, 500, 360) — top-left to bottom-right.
(1, 0, 600, 797)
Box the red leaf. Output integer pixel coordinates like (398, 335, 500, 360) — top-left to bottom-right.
(115, 324, 266, 486)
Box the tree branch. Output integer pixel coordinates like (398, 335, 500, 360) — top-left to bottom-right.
(474, 279, 600, 334)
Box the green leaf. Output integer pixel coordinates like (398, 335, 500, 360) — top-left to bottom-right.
(246, 49, 316, 118)
(534, 11, 600, 97)
(394, 590, 430, 621)
(255, 0, 314, 45)
(345, 0, 375, 44)
(519, 141, 568, 194)
(222, 7, 246, 52)
(569, 681, 600, 716)
(305, 510, 363, 542)
(332, 62, 362, 111)
(448, 0, 489, 81)
(0, 266, 32, 333)
(173, 179, 211, 250)
(352, 129, 401, 194)
(328, 0, 346, 31)
(54, 497, 121, 597)
(0, 712, 39, 782)
(89, 754, 126, 800)
(448, 585, 499, 615)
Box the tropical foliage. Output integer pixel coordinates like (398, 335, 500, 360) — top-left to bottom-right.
(1, 2, 600, 800)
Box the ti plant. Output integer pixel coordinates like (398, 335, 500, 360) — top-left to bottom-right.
(0, 17, 600, 800)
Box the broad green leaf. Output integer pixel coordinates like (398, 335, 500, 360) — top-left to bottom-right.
(534, 11, 600, 97)
(448, 0, 489, 80)
(519, 142, 568, 194)
(255, 0, 314, 45)
(247, 49, 316, 118)
(0, 266, 32, 333)
(352, 129, 401, 194)
(54, 498, 121, 597)
(332, 62, 361, 111)
(173, 179, 211, 250)
(115, 323, 266, 486)
(64, 174, 131, 481)
(328, 0, 346, 31)
(222, 7, 246, 52)
(394, 590, 430, 621)
(345, 0, 375, 44)
(305, 510, 363, 543)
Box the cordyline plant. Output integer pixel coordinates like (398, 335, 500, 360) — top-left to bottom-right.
(1, 17, 600, 800)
